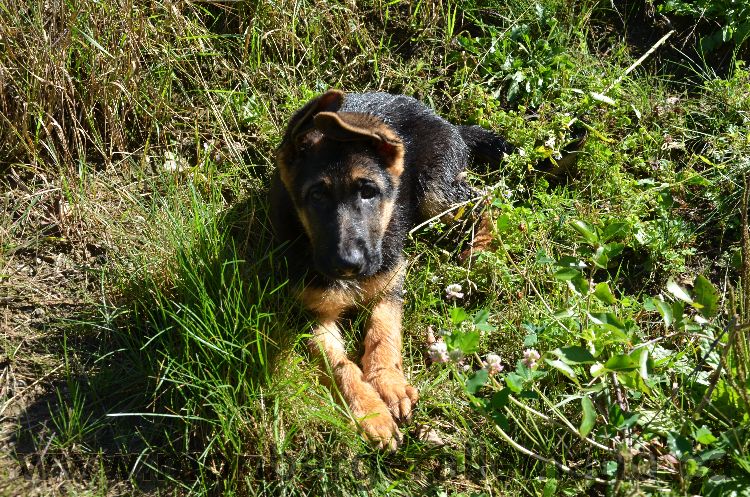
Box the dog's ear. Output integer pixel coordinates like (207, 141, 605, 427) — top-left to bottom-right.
(277, 90, 345, 189)
(284, 90, 345, 145)
(313, 111, 404, 172)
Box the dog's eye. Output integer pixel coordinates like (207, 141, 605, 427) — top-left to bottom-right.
(359, 183, 380, 200)
(307, 187, 328, 203)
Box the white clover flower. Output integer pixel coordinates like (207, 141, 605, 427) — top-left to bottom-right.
(483, 353, 504, 375)
(428, 340, 449, 364)
(522, 348, 541, 369)
(445, 283, 464, 300)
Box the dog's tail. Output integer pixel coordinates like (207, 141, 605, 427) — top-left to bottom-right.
(458, 125, 513, 166)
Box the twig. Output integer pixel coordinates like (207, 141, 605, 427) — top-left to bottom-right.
(408, 195, 483, 237)
(0, 363, 64, 419)
(491, 423, 610, 484)
(506, 394, 614, 453)
(603, 30, 675, 94)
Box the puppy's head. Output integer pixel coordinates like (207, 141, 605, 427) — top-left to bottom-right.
(276, 90, 404, 280)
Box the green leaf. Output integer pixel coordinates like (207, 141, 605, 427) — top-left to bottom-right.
(693, 426, 718, 445)
(593, 282, 616, 304)
(603, 242, 624, 258)
(591, 246, 609, 268)
(667, 432, 693, 460)
(450, 307, 468, 325)
(603, 354, 637, 371)
(472, 309, 496, 332)
(617, 371, 651, 394)
(542, 478, 557, 497)
(545, 358, 578, 383)
(588, 312, 626, 333)
(653, 298, 673, 327)
(505, 372, 524, 393)
(579, 396, 596, 437)
(554, 346, 596, 364)
(601, 221, 629, 242)
(568, 274, 590, 295)
(571, 219, 598, 244)
(556, 256, 586, 268)
(609, 404, 640, 430)
(455, 330, 480, 354)
(496, 213, 512, 232)
(667, 278, 693, 303)
(490, 388, 510, 410)
(554, 267, 580, 281)
(523, 332, 538, 347)
(693, 275, 719, 318)
(465, 368, 488, 394)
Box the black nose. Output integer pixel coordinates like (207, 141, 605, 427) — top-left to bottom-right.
(331, 250, 365, 278)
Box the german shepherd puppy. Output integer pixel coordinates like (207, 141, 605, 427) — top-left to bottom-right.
(271, 90, 511, 449)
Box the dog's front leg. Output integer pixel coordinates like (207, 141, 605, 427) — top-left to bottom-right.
(362, 298, 419, 422)
(309, 319, 401, 450)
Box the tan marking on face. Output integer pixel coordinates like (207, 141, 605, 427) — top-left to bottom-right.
(378, 197, 396, 236)
(384, 150, 404, 179)
(275, 145, 296, 193)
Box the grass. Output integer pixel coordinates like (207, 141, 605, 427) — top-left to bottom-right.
(1, 0, 749, 495)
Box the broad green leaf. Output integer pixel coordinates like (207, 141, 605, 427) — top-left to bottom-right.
(667, 278, 693, 303)
(617, 371, 652, 394)
(450, 307, 468, 325)
(590, 362, 606, 377)
(545, 358, 578, 383)
(579, 396, 596, 437)
(571, 219, 599, 244)
(603, 354, 637, 371)
(693, 425, 718, 445)
(490, 388, 511, 410)
(591, 246, 609, 268)
(556, 256, 586, 268)
(593, 282, 616, 304)
(554, 346, 596, 364)
(693, 275, 719, 318)
(653, 298, 673, 327)
(505, 372, 524, 393)
(603, 242, 624, 258)
(601, 221, 629, 242)
(523, 332, 538, 347)
(588, 312, 626, 333)
(542, 478, 557, 497)
(554, 267, 580, 280)
(609, 404, 640, 430)
(465, 369, 488, 394)
(568, 274, 590, 295)
(628, 347, 650, 380)
(667, 432, 693, 460)
(456, 330, 480, 354)
(496, 213, 512, 232)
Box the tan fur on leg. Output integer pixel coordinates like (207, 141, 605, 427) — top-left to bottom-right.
(309, 319, 401, 450)
(362, 299, 419, 422)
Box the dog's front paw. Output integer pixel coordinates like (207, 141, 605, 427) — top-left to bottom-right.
(352, 393, 402, 451)
(367, 369, 419, 423)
